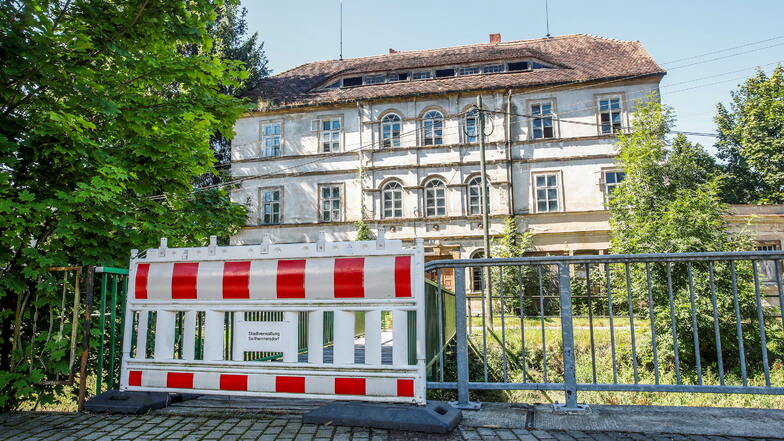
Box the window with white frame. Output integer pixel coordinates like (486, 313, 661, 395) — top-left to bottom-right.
(260, 188, 281, 225)
(470, 250, 485, 292)
(320, 184, 342, 222)
(603, 170, 625, 199)
(534, 173, 560, 212)
(381, 113, 402, 147)
(598, 95, 623, 134)
(382, 181, 403, 218)
(458, 66, 481, 76)
(531, 101, 554, 139)
(412, 71, 432, 80)
(467, 176, 484, 215)
(464, 108, 478, 143)
(319, 118, 341, 152)
(424, 179, 446, 217)
(422, 110, 444, 145)
(364, 74, 386, 84)
(482, 64, 503, 74)
(261, 122, 281, 157)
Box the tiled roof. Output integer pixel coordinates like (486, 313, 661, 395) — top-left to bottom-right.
(248, 34, 665, 110)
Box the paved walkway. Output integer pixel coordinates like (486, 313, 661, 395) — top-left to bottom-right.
(0, 412, 782, 441)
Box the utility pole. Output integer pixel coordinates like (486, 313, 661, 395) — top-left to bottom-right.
(477, 96, 494, 328)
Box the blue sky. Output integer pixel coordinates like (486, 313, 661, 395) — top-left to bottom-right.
(240, 0, 784, 149)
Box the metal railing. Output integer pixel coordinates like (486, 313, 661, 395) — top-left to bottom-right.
(93, 266, 129, 395)
(425, 251, 784, 410)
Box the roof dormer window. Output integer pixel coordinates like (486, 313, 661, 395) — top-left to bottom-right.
(458, 66, 481, 76)
(364, 74, 386, 85)
(318, 58, 546, 90)
(435, 68, 455, 78)
(342, 76, 363, 87)
(389, 72, 408, 82)
(507, 61, 531, 72)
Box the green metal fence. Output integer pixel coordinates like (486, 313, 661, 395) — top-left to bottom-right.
(93, 266, 129, 395)
(425, 279, 456, 380)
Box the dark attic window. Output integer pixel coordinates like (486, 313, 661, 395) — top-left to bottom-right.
(507, 61, 530, 72)
(532, 62, 547, 69)
(342, 77, 363, 87)
(435, 68, 455, 78)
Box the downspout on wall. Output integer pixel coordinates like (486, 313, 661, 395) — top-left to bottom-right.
(506, 89, 515, 215)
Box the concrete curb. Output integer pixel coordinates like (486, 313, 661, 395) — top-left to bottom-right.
(459, 403, 784, 438)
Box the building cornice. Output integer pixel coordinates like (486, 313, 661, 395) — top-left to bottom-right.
(242, 76, 664, 118)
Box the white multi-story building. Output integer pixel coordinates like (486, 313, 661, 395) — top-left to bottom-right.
(229, 34, 668, 265)
(229, 33, 784, 299)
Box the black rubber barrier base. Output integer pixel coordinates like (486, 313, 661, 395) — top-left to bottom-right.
(84, 390, 171, 414)
(303, 401, 462, 433)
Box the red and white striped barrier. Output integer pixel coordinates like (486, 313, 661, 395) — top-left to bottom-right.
(120, 234, 425, 404)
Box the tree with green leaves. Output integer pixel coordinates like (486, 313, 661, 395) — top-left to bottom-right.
(199, 2, 269, 187)
(0, 0, 251, 409)
(609, 96, 781, 376)
(715, 66, 784, 204)
(490, 217, 548, 315)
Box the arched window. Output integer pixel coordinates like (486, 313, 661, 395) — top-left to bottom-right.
(422, 110, 444, 146)
(470, 250, 484, 292)
(424, 179, 446, 217)
(467, 176, 484, 215)
(465, 108, 478, 143)
(381, 113, 402, 147)
(382, 181, 403, 218)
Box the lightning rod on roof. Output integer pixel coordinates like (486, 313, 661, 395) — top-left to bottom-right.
(339, 0, 343, 60)
(545, 0, 551, 38)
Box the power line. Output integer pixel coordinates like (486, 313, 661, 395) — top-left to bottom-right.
(661, 35, 784, 65)
(167, 39, 784, 201)
(150, 113, 474, 200)
(665, 42, 784, 71)
(486, 108, 719, 137)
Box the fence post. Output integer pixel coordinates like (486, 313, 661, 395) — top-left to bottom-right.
(554, 263, 589, 412)
(77, 266, 95, 411)
(451, 266, 480, 410)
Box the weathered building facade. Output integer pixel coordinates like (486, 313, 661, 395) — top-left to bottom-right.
(230, 34, 668, 266)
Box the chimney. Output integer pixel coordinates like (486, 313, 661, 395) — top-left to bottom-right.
(389, 48, 398, 54)
(489, 33, 501, 43)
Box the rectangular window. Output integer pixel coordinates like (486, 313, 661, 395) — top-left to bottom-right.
(465, 113, 478, 143)
(319, 118, 341, 152)
(412, 71, 432, 80)
(482, 64, 503, 74)
(598, 95, 623, 134)
(260, 189, 281, 225)
(531, 101, 554, 139)
(534, 173, 560, 212)
(342, 77, 363, 87)
(364, 74, 386, 84)
(458, 66, 481, 76)
(603, 170, 625, 199)
(507, 61, 530, 71)
(434, 68, 455, 78)
(320, 185, 342, 222)
(261, 122, 281, 157)
(388, 72, 408, 82)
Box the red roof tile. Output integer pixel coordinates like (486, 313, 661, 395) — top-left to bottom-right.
(248, 34, 665, 109)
